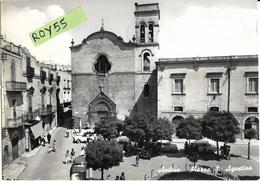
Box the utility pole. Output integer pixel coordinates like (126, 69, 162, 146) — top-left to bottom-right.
(227, 67, 231, 112)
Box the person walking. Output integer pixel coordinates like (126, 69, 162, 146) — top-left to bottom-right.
(65, 150, 70, 164)
(71, 148, 75, 161)
(47, 133, 51, 144)
(119, 172, 125, 180)
(136, 155, 140, 167)
(52, 140, 56, 152)
(115, 176, 119, 180)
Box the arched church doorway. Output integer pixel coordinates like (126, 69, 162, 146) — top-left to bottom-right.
(88, 90, 116, 127)
(244, 116, 259, 139)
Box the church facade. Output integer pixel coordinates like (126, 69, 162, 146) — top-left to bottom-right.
(71, 3, 160, 128)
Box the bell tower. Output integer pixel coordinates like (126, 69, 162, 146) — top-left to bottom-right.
(134, 2, 160, 45)
(134, 2, 160, 72)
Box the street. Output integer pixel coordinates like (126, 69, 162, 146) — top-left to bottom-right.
(17, 127, 259, 180)
(18, 127, 85, 180)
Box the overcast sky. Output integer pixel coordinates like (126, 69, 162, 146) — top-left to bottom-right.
(2, 0, 258, 65)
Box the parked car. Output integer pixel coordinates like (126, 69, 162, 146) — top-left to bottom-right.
(73, 132, 97, 143)
(70, 156, 86, 180)
(138, 150, 151, 160)
(156, 140, 178, 153)
(191, 140, 217, 154)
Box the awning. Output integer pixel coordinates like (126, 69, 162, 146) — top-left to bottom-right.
(30, 122, 43, 138)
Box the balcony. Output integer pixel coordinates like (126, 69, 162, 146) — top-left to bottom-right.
(4, 110, 25, 128)
(26, 66, 35, 78)
(6, 81, 27, 92)
(40, 105, 56, 116)
(23, 109, 41, 123)
(6, 117, 23, 128)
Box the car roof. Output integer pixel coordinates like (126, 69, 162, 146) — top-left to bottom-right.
(192, 140, 209, 144)
(73, 156, 85, 164)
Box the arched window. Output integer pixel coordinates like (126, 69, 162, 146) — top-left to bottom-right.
(140, 24, 145, 43)
(148, 24, 154, 42)
(94, 55, 111, 74)
(209, 107, 219, 112)
(143, 52, 150, 72)
(144, 84, 149, 97)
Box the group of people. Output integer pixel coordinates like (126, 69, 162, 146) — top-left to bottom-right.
(39, 133, 52, 146)
(115, 172, 125, 180)
(65, 148, 76, 164)
(220, 143, 231, 159)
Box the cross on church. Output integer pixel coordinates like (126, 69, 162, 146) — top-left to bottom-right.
(100, 18, 104, 31)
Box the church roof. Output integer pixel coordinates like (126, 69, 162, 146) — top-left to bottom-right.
(70, 30, 136, 51)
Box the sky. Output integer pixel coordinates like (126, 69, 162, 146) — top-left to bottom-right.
(1, 0, 258, 65)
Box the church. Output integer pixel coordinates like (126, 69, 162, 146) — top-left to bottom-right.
(71, 3, 160, 128)
(71, 2, 258, 139)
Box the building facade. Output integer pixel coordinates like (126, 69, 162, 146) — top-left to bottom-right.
(71, 3, 160, 128)
(1, 36, 71, 167)
(157, 55, 259, 139)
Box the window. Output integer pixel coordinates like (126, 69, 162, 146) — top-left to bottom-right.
(247, 107, 258, 113)
(94, 55, 111, 74)
(140, 24, 145, 43)
(174, 106, 183, 112)
(11, 60, 16, 81)
(12, 99, 17, 118)
(174, 79, 183, 93)
(206, 72, 222, 95)
(148, 24, 154, 42)
(209, 107, 219, 112)
(26, 56, 31, 67)
(171, 73, 186, 95)
(210, 78, 220, 94)
(247, 77, 258, 94)
(144, 84, 149, 97)
(245, 72, 258, 95)
(28, 94, 32, 113)
(143, 52, 150, 72)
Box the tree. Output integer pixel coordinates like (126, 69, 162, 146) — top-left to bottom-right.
(152, 117, 174, 141)
(202, 111, 240, 157)
(188, 152, 199, 167)
(94, 118, 118, 140)
(124, 114, 154, 146)
(244, 128, 257, 159)
(176, 116, 202, 144)
(85, 140, 123, 179)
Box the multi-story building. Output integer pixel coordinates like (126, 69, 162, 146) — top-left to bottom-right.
(1, 36, 71, 167)
(157, 55, 258, 139)
(1, 37, 26, 166)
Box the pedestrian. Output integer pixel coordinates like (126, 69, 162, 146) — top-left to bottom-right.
(65, 128, 69, 138)
(136, 155, 139, 167)
(119, 172, 125, 180)
(79, 147, 85, 157)
(65, 150, 70, 164)
(52, 140, 56, 152)
(41, 136, 46, 146)
(71, 148, 75, 161)
(47, 133, 51, 144)
(115, 175, 119, 180)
